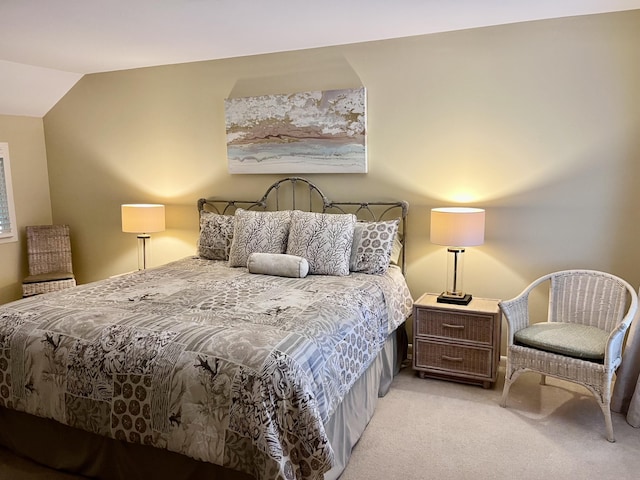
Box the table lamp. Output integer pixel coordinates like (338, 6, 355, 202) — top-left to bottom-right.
(121, 204, 165, 270)
(430, 207, 485, 305)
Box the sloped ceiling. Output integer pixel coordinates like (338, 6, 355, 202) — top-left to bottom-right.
(1, 0, 639, 117)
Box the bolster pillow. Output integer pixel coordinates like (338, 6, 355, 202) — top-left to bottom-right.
(247, 252, 309, 278)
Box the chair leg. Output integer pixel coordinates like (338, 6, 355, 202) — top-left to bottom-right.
(500, 368, 515, 408)
(500, 381, 511, 408)
(584, 377, 615, 442)
(594, 388, 616, 442)
(604, 411, 615, 442)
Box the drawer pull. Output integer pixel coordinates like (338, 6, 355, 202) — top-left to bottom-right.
(443, 323, 465, 330)
(442, 355, 463, 362)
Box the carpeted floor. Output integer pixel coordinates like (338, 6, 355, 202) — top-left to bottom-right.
(1, 366, 639, 479)
(341, 366, 640, 480)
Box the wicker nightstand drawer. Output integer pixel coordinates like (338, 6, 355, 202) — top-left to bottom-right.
(412, 293, 502, 388)
(415, 309, 493, 345)
(414, 339, 492, 377)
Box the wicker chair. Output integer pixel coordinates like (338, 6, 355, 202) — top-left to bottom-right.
(499, 269, 638, 442)
(22, 225, 76, 297)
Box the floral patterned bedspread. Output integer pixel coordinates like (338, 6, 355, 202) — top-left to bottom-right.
(0, 257, 412, 480)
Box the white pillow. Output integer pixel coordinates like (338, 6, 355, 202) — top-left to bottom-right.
(286, 210, 356, 276)
(228, 209, 292, 267)
(350, 219, 400, 274)
(247, 253, 309, 278)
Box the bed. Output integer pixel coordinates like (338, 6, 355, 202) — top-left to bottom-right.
(0, 177, 412, 480)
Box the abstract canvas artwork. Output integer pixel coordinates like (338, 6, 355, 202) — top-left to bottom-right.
(225, 87, 367, 174)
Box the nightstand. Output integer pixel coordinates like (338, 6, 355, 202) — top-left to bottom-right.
(412, 293, 501, 388)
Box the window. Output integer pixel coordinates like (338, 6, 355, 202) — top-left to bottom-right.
(0, 142, 18, 244)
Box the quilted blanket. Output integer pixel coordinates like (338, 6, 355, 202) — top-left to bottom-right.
(0, 257, 412, 480)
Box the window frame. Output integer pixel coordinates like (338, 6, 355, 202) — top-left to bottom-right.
(0, 142, 18, 244)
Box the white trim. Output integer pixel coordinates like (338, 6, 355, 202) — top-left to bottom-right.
(0, 142, 18, 244)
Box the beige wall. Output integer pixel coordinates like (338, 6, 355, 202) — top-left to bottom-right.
(0, 115, 52, 303)
(41, 10, 640, 334)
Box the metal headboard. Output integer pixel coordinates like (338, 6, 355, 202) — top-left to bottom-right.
(197, 177, 409, 273)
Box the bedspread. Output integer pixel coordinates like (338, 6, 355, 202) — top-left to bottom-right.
(0, 257, 412, 480)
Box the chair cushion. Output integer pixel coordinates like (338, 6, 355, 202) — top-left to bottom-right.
(514, 322, 608, 362)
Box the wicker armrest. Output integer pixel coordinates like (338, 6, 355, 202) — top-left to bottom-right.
(500, 294, 532, 345)
(501, 272, 561, 345)
(605, 299, 638, 365)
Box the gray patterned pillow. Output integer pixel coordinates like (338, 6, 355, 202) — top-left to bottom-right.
(228, 209, 292, 267)
(286, 210, 356, 276)
(198, 211, 234, 260)
(350, 219, 400, 274)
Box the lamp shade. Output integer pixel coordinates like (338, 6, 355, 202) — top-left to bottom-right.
(430, 207, 485, 247)
(121, 204, 165, 233)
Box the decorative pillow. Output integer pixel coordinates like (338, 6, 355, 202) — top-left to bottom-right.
(390, 232, 403, 266)
(228, 209, 292, 267)
(197, 211, 234, 260)
(247, 252, 309, 278)
(349, 219, 400, 274)
(286, 211, 356, 276)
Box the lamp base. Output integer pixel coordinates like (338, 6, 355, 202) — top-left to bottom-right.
(437, 293, 473, 305)
(136, 234, 150, 270)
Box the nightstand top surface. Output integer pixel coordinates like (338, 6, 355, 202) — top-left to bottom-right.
(414, 293, 500, 314)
